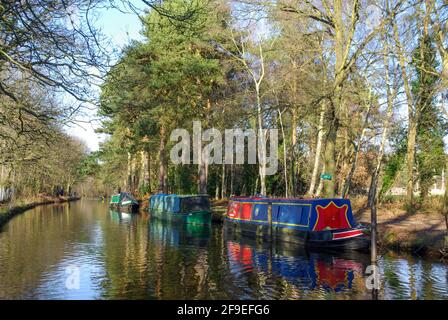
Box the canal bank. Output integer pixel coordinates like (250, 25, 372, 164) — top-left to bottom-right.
(0, 195, 80, 228)
(354, 204, 448, 259)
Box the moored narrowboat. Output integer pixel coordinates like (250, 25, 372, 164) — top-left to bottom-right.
(149, 194, 211, 225)
(109, 192, 139, 213)
(224, 197, 369, 251)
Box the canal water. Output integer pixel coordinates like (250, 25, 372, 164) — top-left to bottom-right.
(0, 200, 446, 300)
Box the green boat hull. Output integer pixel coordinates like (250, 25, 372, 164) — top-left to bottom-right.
(151, 209, 211, 225)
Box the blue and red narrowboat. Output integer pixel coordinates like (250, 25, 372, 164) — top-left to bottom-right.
(224, 197, 369, 251)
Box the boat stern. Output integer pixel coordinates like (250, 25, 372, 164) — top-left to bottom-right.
(307, 226, 370, 251)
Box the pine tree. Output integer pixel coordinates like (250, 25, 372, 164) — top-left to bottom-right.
(412, 35, 445, 200)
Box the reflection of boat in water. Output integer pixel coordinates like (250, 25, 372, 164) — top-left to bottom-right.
(148, 218, 210, 248)
(109, 210, 134, 223)
(225, 234, 369, 293)
(149, 194, 211, 225)
(225, 197, 369, 251)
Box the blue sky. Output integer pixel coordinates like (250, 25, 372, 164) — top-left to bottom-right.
(66, 6, 143, 152)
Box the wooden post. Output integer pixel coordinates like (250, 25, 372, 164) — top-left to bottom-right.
(371, 198, 377, 263)
(442, 161, 448, 254)
(371, 190, 379, 299)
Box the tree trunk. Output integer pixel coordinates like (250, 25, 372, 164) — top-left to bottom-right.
(198, 161, 207, 194)
(257, 87, 266, 195)
(158, 125, 168, 193)
(132, 154, 138, 194)
(406, 121, 417, 205)
(215, 182, 219, 200)
(127, 152, 132, 192)
(307, 101, 326, 196)
(322, 0, 344, 198)
(368, 33, 395, 206)
(392, 19, 416, 207)
(254, 176, 258, 196)
(230, 163, 234, 196)
(198, 98, 212, 195)
(323, 102, 338, 197)
(147, 152, 151, 193)
(221, 163, 226, 199)
(278, 108, 288, 197)
(315, 163, 326, 197)
(140, 150, 150, 194)
(290, 108, 297, 196)
(342, 92, 372, 198)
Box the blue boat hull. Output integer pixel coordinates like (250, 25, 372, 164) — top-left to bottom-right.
(151, 209, 211, 225)
(224, 218, 369, 251)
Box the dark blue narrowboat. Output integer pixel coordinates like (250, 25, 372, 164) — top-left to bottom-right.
(224, 197, 369, 251)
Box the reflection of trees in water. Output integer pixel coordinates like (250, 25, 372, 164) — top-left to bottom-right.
(420, 262, 441, 300)
(151, 222, 211, 299)
(0, 202, 99, 298)
(100, 211, 151, 298)
(381, 254, 448, 300)
(381, 256, 410, 299)
(99, 216, 217, 299)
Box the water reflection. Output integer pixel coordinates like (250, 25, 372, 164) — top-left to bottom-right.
(227, 241, 365, 293)
(223, 234, 371, 299)
(0, 200, 446, 300)
(380, 254, 448, 300)
(109, 210, 135, 224)
(148, 217, 211, 248)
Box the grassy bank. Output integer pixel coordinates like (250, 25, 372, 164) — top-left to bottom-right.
(0, 195, 80, 228)
(353, 196, 448, 259)
(211, 197, 448, 259)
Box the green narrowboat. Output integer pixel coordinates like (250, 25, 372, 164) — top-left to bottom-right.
(149, 194, 211, 225)
(110, 192, 139, 213)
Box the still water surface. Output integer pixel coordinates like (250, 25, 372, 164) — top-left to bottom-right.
(0, 200, 447, 299)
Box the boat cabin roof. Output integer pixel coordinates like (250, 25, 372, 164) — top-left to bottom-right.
(226, 197, 357, 232)
(152, 194, 209, 198)
(229, 197, 347, 204)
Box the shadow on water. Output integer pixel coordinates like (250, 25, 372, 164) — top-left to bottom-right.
(0, 200, 446, 299)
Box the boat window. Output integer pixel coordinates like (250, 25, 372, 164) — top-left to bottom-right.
(181, 196, 210, 212)
(227, 202, 239, 218)
(241, 203, 252, 220)
(300, 207, 310, 226)
(165, 197, 172, 211)
(278, 205, 305, 226)
(252, 204, 268, 221)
